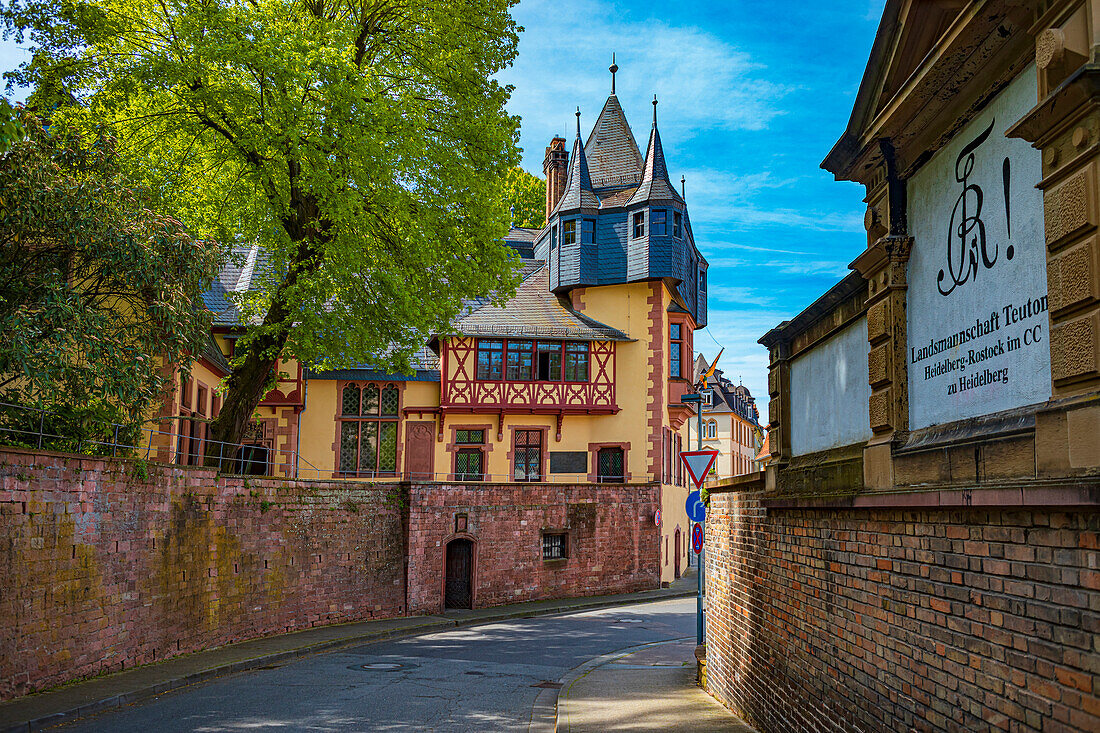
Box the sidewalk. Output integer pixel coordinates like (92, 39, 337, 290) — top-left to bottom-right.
(553, 638, 756, 733)
(0, 578, 695, 733)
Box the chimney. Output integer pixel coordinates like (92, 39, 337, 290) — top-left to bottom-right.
(543, 136, 568, 220)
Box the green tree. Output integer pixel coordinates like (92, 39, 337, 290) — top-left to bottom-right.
(505, 167, 544, 229)
(4, 0, 524, 452)
(0, 117, 220, 436)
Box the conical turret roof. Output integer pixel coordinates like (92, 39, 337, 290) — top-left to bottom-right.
(584, 94, 644, 186)
(555, 111, 600, 212)
(628, 99, 683, 206)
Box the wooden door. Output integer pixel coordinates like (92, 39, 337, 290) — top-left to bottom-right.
(404, 421, 435, 481)
(445, 539, 473, 609)
(674, 528, 682, 579)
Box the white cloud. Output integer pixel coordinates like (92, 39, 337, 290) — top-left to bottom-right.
(501, 0, 790, 169)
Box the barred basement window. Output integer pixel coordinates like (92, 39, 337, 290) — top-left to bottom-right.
(339, 383, 399, 475)
(542, 533, 567, 560)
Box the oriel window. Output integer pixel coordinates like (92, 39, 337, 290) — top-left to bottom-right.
(563, 219, 577, 245)
(652, 210, 667, 236)
(669, 323, 683, 378)
(673, 211, 683, 239)
(581, 219, 595, 244)
(632, 211, 645, 238)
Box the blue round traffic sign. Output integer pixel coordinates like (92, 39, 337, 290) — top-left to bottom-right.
(692, 523, 704, 553)
(686, 490, 705, 523)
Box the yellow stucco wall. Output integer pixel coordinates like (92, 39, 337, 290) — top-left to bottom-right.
(292, 279, 699, 583)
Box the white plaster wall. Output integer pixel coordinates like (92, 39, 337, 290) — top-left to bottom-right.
(790, 317, 872, 456)
(907, 66, 1050, 429)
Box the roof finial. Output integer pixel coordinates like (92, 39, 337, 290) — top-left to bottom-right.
(681, 175, 685, 199)
(609, 53, 618, 94)
(509, 203, 515, 227)
(652, 94, 658, 125)
(575, 107, 581, 137)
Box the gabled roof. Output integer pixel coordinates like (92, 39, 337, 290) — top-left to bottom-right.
(203, 243, 272, 326)
(445, 262, 631, 341)
(585, 94, 644, 188)
(628, 101, 684, 207)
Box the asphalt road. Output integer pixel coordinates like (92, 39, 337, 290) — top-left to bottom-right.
(50, 597, 697, 732)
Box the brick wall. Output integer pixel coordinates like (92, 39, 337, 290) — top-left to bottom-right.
(704, 488, 1100, 733)
(0, 448, 406, 701)
(407, 482, 660, 614)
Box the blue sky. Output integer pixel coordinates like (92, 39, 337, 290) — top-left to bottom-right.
(0, 0, 884, 407)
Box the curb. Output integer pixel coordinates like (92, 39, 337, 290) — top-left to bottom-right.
(2, 589, 694, 733)
(528, 636, 693, 733)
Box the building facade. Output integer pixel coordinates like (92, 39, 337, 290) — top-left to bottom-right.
(701, 2, 1100, 732)
(687, 354, 763, 478)
(148, 69, 709, 590)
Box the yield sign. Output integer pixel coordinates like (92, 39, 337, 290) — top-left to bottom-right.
(680, 449, 718, 489)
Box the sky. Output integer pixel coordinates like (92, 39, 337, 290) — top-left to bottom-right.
(0, 0, 885, 410)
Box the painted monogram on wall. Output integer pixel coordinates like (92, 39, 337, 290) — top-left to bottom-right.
(937, 119, 1015, 297)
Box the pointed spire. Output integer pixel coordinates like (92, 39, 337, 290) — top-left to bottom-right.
(609, 53, 618, 94)
(627, 93, 681, 206)
(553, 108, 599, 213)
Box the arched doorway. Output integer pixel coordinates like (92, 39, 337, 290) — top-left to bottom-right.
(674, 527, 682, 579)
(445, 538, 474, 609)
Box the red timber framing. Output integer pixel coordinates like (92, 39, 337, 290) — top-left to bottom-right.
(441, 338, 618, 426)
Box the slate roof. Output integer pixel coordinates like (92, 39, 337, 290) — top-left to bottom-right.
(445, 262, 631, 341)
(306, 346, 441, 382)
(553, 124, 600, 213)
(203, 243, 271, 326)
(505, 226, 540, 259)
(585, 94, 644, 187)
(199, 332, 231, 375)
(627, 104, 685, 207)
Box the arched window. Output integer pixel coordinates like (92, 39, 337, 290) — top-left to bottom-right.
(338, 382, 399, 475)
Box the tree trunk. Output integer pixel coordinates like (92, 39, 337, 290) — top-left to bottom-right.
(204, 182, 324, 470)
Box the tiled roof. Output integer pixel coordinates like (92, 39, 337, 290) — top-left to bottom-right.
(446, 263, 631, 341)
(585, 94, 644, 187)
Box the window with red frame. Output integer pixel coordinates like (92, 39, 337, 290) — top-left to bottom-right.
(476, 339, 588, 383)
(669, 323, 684, 378)
(339, 383, 399, 475)
(513, 429, 542, 481)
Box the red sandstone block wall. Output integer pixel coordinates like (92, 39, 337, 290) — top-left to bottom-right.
(406, 482, 660, 614)
(0, 448, 406, 701)
(703, 490, 1100, 733)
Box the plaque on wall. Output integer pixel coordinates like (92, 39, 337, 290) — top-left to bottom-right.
(550, 451, 587, 474)
(906, 66, 1051, 430)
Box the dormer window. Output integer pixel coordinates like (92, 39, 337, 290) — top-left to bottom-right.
(673, 211, 683, 239)
(652, 210, 666, 236)
(632, 212, 645, 238)
(563, 219, 577, 245)
(582, 218, 595, 245)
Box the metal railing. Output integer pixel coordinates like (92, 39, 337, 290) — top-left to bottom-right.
(0, 401, 676, 485)
(0, 400, 326, 479)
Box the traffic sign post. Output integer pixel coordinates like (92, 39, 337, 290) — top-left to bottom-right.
(681, 449, 716, 647)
